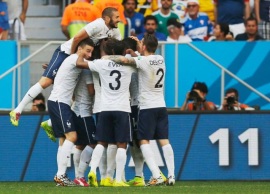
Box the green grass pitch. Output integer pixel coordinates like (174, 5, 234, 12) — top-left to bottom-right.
(0, 181, 270, 194)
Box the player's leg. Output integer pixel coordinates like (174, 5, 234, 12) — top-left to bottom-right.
(99, 147, 107, 186)
(156, 107, 175, 185)
(10, 47, 69, 126)
(88, 111, 111, 187)
(113, 112, 131, 187)
(74, 115, 96, 186)
(103, 144, 117, 186)
(137, 108, 165, 186)
(127, 105, 145, 186)
(49, 101, 77, 186)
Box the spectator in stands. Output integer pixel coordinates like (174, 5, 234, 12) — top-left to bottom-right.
(184, 0, 213, 41)
(181, 82, 216, 111)
(152, 0, 179, 36)
(198, 0, 215, 23)
(137, 15, 167, 41)
(208, 23, 234, 41)
(31, 93, 46, 112)
(122, 0, 144, 38)
(214, 0, 250, 38)
(219, 88, 254, 110)
(0, 0, 9, 40)
(61, 0, 101, 40)
(255, 0, 270, 40)
(166, 17, 192, 42)
(235, 16, 264, 41)
(4, 0, 28, 40)
(136, 0, 159, 16)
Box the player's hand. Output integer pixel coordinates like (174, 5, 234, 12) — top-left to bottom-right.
(42, 64, 48, 69)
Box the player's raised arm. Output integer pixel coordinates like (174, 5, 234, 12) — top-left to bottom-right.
(103, 55, 137, 67)
(71, 29, 89, 54)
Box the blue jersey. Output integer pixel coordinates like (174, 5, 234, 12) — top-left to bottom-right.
(124, 12, 145, 38)
(184, 13, 213, 41)
(137, 32, 167, 41)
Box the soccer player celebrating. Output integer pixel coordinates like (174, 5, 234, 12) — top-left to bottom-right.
(103, 34, 175, 186)
(47, 38, 94, 186)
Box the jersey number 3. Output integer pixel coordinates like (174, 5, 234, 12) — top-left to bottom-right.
(155, 68, 164, 88)
(109, 70, 121, 90)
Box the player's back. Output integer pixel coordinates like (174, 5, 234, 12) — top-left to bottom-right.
(135, 55, 166, 109)
(89, 59, 135, 112)
(49, 54, 81, 106)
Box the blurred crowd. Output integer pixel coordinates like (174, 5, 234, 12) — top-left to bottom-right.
(1, 0, 268, 42)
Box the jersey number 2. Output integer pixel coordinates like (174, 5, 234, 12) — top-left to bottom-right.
(155, 68, 164, 88)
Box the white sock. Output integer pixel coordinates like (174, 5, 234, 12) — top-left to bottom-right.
(57, 140, 74, 176)
(15, 83, 43, 113)
(115, 148, 127, 182)
(47, 119, 52, 127)
(140, 144, 160, 178)
(106, 144, 117, 179)
(162, 144, 175, 177)
(78, 145, 93, 178)
(90, 144, 104, 174)
(57, 146, 62, 166)
(131, 145, 144, 177)
(73, 147, 82, 178)
(99, 147, 107, 179)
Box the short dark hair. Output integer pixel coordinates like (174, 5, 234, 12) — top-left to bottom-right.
(245, 16, 258, 26)
(191, 82, 208, 94)
(102, 7, 118, 18)
(122, 37, 137, 51)
(103, 38, 125, 55)
(33, 93, 45, 103)
(217, 23, 230, 36)
(143, 34, 158, 53)
(76, 38, 94, 52)
(143, 15, 158, 25)
(122, 0, 138, 9)
(225, 88, 239, 100)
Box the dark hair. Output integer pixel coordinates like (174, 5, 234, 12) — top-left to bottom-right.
(122, 0, 138, 9)
(191, 82, 208, 94)
(33, 93, 46, 111)
(225, 88, 239, 100)
(217, 23, 230, 36)
(245, 16, 258, 26)
(76, 38, 94, 52)
(102, 7, 118, 18)
(102, 38, 125, 55)
(33, 93, 45, 103)
(143, 34, 158, 53)
(122, 37, 137, 51)
(143, 15, 158, 25)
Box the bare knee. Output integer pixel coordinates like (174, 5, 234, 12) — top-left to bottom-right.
(39, 77, 53, 89)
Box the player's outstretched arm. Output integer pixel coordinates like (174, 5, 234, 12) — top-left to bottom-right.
(103, 55, 137, 67)
(76, 54, 90, 69)
(71, 29, 89, 54)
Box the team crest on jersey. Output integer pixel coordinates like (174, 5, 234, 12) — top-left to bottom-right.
(200, 20, 204, 25)
(53, 69, 57, 77)
(135, 19, 141, 27)
(66, 120, 71, 129)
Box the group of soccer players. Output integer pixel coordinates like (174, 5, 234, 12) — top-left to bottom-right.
(9, 7, 175, 187)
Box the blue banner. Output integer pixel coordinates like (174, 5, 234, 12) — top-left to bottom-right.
(1, 112, 270, 181)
